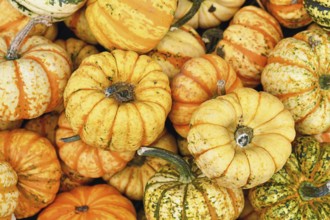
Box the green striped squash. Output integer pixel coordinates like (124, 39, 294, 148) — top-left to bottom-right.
(304, 0, 330, 31)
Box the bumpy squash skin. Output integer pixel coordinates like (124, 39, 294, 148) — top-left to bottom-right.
(144, 157, 244, 220)
(249, 136, 330, 219)
(64, 50, 172, 152)
(304, 0, 330, 31)
(187, 87, 296, 189)
(261, 28, 330, 135)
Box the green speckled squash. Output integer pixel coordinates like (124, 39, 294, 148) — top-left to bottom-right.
(249, 136, 330, 219)
(303, 0, 330, 31)
(138, 147, 244, 220)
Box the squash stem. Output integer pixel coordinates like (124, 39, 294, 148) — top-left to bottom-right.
(137, 147, 194, 183)
(6, 15, 52, 60)
(105, 82, 135, 103)
(217, 80, 226, 96)
(202, 28, 224, 53)
(170, 0, 202, 31)
(61, 135, 81, 143)
(75, 205, 89, 213)
(298, 181, 330, 200)
(235, 125, 253, 147)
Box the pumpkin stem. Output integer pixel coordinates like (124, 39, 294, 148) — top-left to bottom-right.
(170, 0, 202, 31)
(105, 82, 135, 103)
(6, 15, 53, 60)
(61, 135, 81, 143)
(319, 75, 330, 90)
(137, 147, 194, 183)
(75, 205, 89, 213)
(202, 28, 224, 53)
(298, 181, 330, 201)
(235, 125, 254, 148)
(217, 80, 226, 96)
(127, 154, 146, 167)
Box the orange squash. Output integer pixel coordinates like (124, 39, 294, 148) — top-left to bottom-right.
(38, 184, 137, 220)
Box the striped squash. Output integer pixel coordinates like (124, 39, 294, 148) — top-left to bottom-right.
(304, 0, 330, 31)
(85, 0, 177, 53)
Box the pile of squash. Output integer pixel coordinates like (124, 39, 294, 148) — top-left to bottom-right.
(0, 0, 329, 219)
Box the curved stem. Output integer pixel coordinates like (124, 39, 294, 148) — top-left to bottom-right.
(202, 28, 223, 53)
(299, 181, 330, 200)
(170, 0, 203, 31)
(6, 15, 53, 60)
(61, 135, 81, 143)
(137, 147, 194, 183)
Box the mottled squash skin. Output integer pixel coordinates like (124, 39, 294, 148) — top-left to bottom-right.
(249, 136, 330, 219)
(304, 0, 330, 31)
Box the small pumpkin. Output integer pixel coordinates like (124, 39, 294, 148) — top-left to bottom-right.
(0, 16, 71, 121)
(148, 24, 206, 79)
(56, 112, 135, 178)
(303, 0, 330, 31)
(38, 184, 137, 220)
(64, 50, 172, 152)
(174, 0, 246, 29)
(139, 147, 244, 220)
(0, 129, 61, 219)
(261, 28, 330, 135)
(169, 54, 243, 138)
(7, 0, 87, 21)
(249, 136, 330, 219)
(0, 153, 19, 220)
(258, 0, 312, 28)
(103, 129, 178, 201)
(214, 6, 283, 87)
(85, 0, 177, 53)
(187, 87, 296, 189)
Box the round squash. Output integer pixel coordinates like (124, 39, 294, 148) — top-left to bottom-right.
(303, 0, 330, 31)
(7, 0, 87, 21)
(64, 50, 172, 152)
(259, 0, 312, 28)
(139, 147, 244, 220)
(103, 129, 178, 201)
(148, 24, 206, 79)
(56, 112, 135, 178)
(214, 6, 283, 87)
(0, 154, 19, 220)
(174, 0, 246, 29)
(169, 53, 243, 138)
(187, 87, 296, 189)
(261, 28, 330, 135)
(0, 18, 71, 121)
(85, 0, 177, 53)
(38, 184, 137, 220)
(0, 129, 61, 219)
(249, 136, 330, 219)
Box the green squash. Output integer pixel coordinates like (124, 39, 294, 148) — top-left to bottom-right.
(138, 147, 244, 220)
(304, 0, 330, 31)
(249, 136, 330, 219)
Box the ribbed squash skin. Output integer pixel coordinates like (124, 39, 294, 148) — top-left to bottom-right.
(215, 6, 283, 88)
(260, 0, 312, 28)
(304, 0, 330, 31)
(64, 50, 172, 152)
(261, 29, 330, 135)
(0, 129, 61, 219)
(0, 35, 71, 121)
(56, 112, 135, 178)
(187, 88, 296, 188)
(144, 157, 244, 220)
(38, 184, 136, 220)
(85, 0, 177, 53)
(169, 54, 243, 138)
(249, 136, 330, 219)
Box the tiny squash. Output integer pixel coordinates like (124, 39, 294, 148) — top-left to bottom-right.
(138, 147, 244, 220)
(249, 136, 330, 219)
(187, 87, 296, 188)
(38, 184, 137, 220)
(64, 50, 172, 152)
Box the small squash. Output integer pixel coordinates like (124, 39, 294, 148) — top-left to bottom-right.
(187, 87, 296, 188)
(139, 147, 244, 220)
(214, 6, 283, 87)
(0, 129, 61, 219)
(303, 0, 330, 31)
(103, 129, 178, 201)
(38, 184, 137, 220)
(249, 136, 330, 219)
(169, 54, 243, 138)
(261, 28, 330, 135)
(64, 50, 172, 152)
(56, 112, 135, 178)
